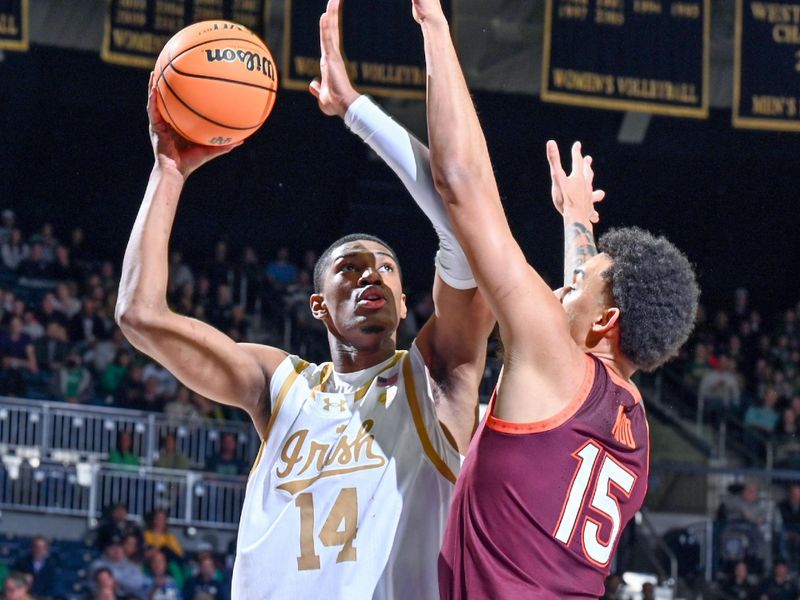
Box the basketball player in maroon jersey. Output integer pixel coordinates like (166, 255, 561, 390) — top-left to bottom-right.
(411, 0, 700, 597)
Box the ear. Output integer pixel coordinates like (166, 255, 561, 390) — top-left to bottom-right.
(592, 307, 620, 336)
(399, 293, 408, 320)
(310, 293, 328, 321)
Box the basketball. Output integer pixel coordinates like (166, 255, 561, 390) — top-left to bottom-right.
(154, 21, 278, 146)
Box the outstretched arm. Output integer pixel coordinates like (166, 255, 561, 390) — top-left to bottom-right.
(415, 0, 591, 423)
(310, 0, 494, 451)
(548, 141, 605, 287)
(116, 77, 286, 437)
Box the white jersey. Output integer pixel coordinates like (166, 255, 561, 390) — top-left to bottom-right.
(231, 343, 461, 599)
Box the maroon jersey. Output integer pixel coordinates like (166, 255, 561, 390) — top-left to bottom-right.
(439, 354, 649, 599)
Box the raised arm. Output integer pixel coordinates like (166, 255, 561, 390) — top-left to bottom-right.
(548, 141, 605, 287)
(309, 0, 494, 451)
(415, 0, 590, 422)
(115, 77, 286, 437)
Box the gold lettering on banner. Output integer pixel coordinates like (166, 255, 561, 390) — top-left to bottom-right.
(115, 9, 147, 26)
(634, 0, 664, 14)
(615, 77, 698, 102)
(0, 14, 18, 36)
(276, 420, 387, 494)
(751, 95, 798, 117)
(118, 0, 146, 8)
(293, 55, 358, 80)
(552, 69, 616, 94)
(746, 3, 800, 45)
(155, 1, 184, 16)
(111, 28, 172, 54)
(360, 62, 426, 86)
(671, 2, 701, 18)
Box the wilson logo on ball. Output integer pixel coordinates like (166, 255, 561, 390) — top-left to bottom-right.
(205, 49, 275, 80)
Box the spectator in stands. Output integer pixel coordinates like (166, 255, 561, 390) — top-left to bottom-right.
(2, 572, 32, 600)
(0, 209, 16, 245)
(0, 316, 37, 396)
(641, 582, 655, 600)
(756, 560, 795, 600)
(117, 364, 146, 409)
(140, 376, 166, 412)
(34, 321, 69, 374)
(109, 430, 140, 467)
(1, 228, 28, 272)
(144, 551, 181, 600)
(102, 350, 132, 398)
(91, 537, 151, 600)
(778, 483, 800, 565)
(54, 282, 81, 319)
(226, 305, 249, 342)
(698, 354, 741, 423)
(69, 298, 112, 346)
(206, 285, 233, 332)
(143, 510, 184, 564)
(719, 560, 754, 600)
(92, 567, 120, 600)
(191, 392, 225, 422)
(164, 386, 199, 420)
(53, 352, 92, 403)
(21, 309, 43, 341)
(123, 533, 144, 567)
(205, 241, 232, 291)
(264, 246, 298, 291)
(205, 433, 245, 476)
(17, 242, 54, 280)
(96, 503, 144, 551)
(29, 222, 58, 263)
(235, 246, 261, 312)
(51, 245, 80, 283)
(744, 388, 781, 436)
(68, 226, 89, 265)
(183, 553, 228, 600)
(720, 481, 780, 572)
(154, 434, 189, 470)
(167, 251, 194, 300)
(142, 362, 178, 398)
(12, 536, 60, 599)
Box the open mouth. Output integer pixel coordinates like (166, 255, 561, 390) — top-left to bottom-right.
(357, 286, 387, 309)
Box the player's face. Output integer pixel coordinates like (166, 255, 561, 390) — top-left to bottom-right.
(558, 253, 615, 349)
(313, 240, 407, 346)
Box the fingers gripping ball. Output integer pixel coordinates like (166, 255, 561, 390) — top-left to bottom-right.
(155, 21, 278, 145)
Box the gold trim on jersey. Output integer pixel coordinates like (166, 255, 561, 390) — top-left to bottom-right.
(250, 358, 311, 476)
(403, 355, 457, 484)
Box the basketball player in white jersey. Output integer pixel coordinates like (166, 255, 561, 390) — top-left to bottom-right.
(115, 3, 494, 597)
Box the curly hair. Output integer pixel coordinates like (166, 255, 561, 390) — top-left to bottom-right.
(313, 233, 401, 292)
(598, 227, 699, 372)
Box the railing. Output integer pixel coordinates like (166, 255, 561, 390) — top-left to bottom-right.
(0, 396, 260, 470)
(0, 459, 245, 530)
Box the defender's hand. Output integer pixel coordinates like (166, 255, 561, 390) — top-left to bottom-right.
(147, 72, 241, 178)
(309, 0, 359, 117)
(547, 140, 605, 224)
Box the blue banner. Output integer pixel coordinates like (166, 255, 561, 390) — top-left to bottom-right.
(101, 0, 268, 68)
(0, 0, 28, 52)
(542, 0, 710, 117)
(283, 0, 450, 99)
(734, 0, 800, 131)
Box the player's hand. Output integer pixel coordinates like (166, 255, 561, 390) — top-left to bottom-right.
(309, 0, 359, 118)
(147, 72, 241, 178)
(412, 0, 447, 25)
(547, 140, 605, 224)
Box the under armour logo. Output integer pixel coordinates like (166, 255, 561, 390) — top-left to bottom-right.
(323, 398, 348, 413)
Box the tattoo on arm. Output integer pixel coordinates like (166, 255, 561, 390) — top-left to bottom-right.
(564, 222, 597, 286)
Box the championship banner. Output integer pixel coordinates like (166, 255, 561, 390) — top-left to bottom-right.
(283, 0, 450, 99)
(542, 0, 710, 117)
(101, 0, 268, 68)
(734, 0, 800, 131)
(0, 0, 28, 52)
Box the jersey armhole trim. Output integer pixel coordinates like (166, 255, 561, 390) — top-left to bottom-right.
(486, 354, 596, 434)
(250, 358, 310, 476)
(403, 354, 457, 484)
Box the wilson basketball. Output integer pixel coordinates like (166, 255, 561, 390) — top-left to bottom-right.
(154, 21, 278, 146)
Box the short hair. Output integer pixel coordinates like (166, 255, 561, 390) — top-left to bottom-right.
(5, 571, 29, 589)
(313, 233, 401, 293)
(598, 227, 699, 372)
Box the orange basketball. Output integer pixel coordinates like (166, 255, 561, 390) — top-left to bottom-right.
(154, 21, 278, 146)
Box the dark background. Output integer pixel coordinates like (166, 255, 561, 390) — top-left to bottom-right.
(0, 44, 796, 311)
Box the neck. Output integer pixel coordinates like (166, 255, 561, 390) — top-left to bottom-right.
(585, 339, 637, 380)
(328, 333, 396, 373)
